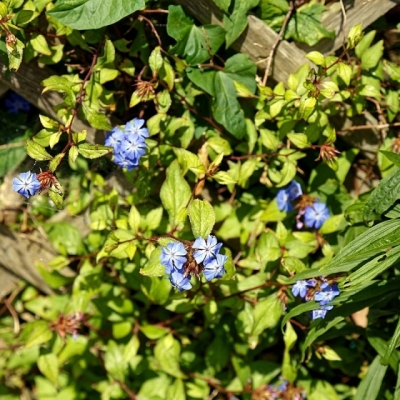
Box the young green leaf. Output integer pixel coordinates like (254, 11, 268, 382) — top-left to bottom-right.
(188, 199, 216, 239)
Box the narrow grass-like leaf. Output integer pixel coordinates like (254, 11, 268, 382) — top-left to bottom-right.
(354, 356, 387, 400)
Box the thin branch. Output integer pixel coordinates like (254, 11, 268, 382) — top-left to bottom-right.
(138, 15, 163, 49)
(338, 121, 400, 133)
(262, 0, 294, 86)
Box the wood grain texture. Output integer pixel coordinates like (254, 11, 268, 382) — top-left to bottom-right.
(175, 0, 311, 83)
(0, 60, 98, 143)
(296, 0, 400, 55)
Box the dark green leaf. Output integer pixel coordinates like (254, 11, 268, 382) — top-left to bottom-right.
(382, 318, 400, 366)
(167, 6, 225, 65)
(47, 0, 145, 30)
(364, 168, 400, 221)
(212, 71, 246, 138)
(285, 3, 335, 46)
(223, 0, 259, 48)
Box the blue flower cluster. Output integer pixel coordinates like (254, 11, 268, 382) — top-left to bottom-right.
(5, 92, 31, 114)
(277, 180, 330, 229)
(105, 118, 148, 171)
(160, 235, 227, 292)
(12, 171, 41, 198)
(292, 278, 340, 320)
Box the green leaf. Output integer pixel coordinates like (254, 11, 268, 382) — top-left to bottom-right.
(364, 168, 400, 221)
(154, 334, 186, 379)
(337, 62, 352, 85)
(188, 199, 216, 239)
(42, 75, 76, 107)
(305, 51, 326, 67)
(223, 0, 259, 48)
(224, 53, 257, 94)
(167, 5, 225, 65)
(251, 294, 282, 337)
(354, 356, 387, 400)
(212, 71, 246, 138)
(347, 23, 363, 49)
(361, 40, 384, 70)
(77, 143, 113, 159)
(287, 133, 310, 149)
(47, 0, 145, 30)
(213, 0, 231, 12)
(285, 3, 335, 46)
(37, 354, 58, 386)
(30, 33, 52, 56)
(128, 205, 141, 234)
(298, 97, 316, 120)
(26, 139, 53, 161)
(6, 35, 24, 71)
(140, 247, 165, 277)
(104, 340, 126, 381)
(149, 46, 163, 75)
(287, 218, 400, 282)
(382, 318, 400, 365)
(380, 150, 400, 168)
(160, 161, 191, 228)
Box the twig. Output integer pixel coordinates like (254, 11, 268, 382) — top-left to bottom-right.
(339, 0, 348, 55)
(338, 122, 400, 133)
(140, 9, 169, 14)
(262, 0, 294, 86)
(138, 15, 163, 49)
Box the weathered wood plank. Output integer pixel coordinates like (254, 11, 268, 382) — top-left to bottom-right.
(175, 0, 311, 83)
(297, 0, 400, 55)
(0, 60, 97, 142)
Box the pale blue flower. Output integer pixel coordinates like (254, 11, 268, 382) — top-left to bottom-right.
(287, 180, 302, 201)
(276, 189, 292, 212)
(124, 118, 149, 139)
(192, 235, 222, 264)
(160, 242, 187, 273)
(314, 282, 340, 306)
(203, 254, 227, 281)
(291, 280, 310, 298)
(304, 201, 330, 229)
(12, 171, 41, 198)
(169, 270, 192, 292)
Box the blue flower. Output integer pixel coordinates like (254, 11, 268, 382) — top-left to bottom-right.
(105, 127, 125, 152)
(105, 119, 147, 170)
(276, 189, 292, 212)
(314, 282, 340, 306)
(169, 270, 192, 292)
(113, 152, 139, 171)
(5, 93, 31, 114)
(311, 306, 333, 320)
(12, 171, 41, 198)
(291, 280, 310, 298)
(160, 242, 187, 274)
(192, 235, 222, 264)
(203, 254, 227, 281)
(287, 180, 302, 201)
(124, 118, 149, 139)
(120, 134, 147, 161)
(304, 201, 330, 229)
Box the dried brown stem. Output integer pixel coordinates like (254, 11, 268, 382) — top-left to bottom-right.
(338, 121, 400, 133)
(262, 0, 294, 86)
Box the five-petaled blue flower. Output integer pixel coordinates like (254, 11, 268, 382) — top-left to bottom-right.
(169, 270, 192, 292)
(124, 118, 149, 139)
(192, 235, 222, 264)
(160, 242, 187, 274)
(291, 280, 310, 298)
(314, 282, 340, 305)
(203, 254, 227, 281)
(304, 201, 330, 229)
(5, 93, 31, 114)
(12, 171, 41, 198)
